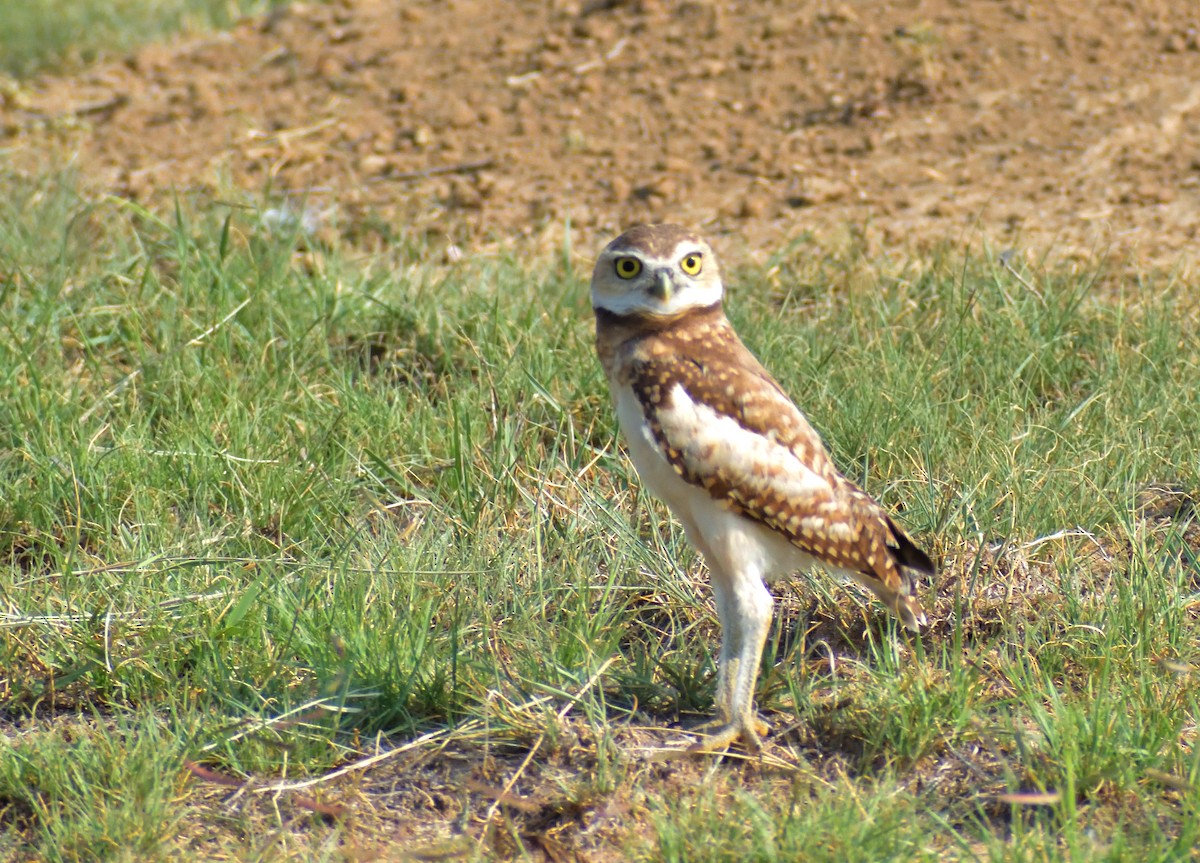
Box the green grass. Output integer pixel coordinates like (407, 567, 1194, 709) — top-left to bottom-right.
(0, 0, 291, 77)
(1, 169, 1199, 861)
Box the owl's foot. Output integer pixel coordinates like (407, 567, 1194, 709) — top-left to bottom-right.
(687, 714, 770, 753)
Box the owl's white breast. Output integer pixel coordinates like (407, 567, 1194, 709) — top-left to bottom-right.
(615, 384, 697, 515)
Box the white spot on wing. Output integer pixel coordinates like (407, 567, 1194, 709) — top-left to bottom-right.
(827, 521, 855, 540)
(656, 383, 832, 504)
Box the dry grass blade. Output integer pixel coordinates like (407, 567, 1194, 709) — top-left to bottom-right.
(1144, 768, 1194, 792)
(254, 726, 476, 794)
(463, 778, 543, 814)
(994, 791, 1062, 806)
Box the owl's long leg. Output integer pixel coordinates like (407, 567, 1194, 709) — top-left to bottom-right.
(689, 560, 773, 753)
(710, 576, 737, 725)
(678, 526, 733, 727)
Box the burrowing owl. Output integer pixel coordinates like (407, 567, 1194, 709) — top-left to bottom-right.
(591, 224, 934, 752)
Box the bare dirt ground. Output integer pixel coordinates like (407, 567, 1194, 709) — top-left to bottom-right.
(2, 0, 1200, 269)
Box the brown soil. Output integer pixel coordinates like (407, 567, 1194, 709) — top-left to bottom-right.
(3, 0, 1200, 269)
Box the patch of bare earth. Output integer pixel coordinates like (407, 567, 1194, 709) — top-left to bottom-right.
(1, 0, 1199, 269)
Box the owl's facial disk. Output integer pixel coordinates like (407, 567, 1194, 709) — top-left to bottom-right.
(591, 225, 723, 318)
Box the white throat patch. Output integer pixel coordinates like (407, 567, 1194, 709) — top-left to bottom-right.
(592, 278, 723, 317)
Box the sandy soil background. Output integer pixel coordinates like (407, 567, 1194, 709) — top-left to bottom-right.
(4, 1, 1200, 269)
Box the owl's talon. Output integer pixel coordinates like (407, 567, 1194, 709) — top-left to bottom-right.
(687, 715, 770, 753)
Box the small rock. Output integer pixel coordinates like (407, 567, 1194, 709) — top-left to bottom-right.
(786, 175, 850, 207)
(360, 154, 389, 175)
(448, 179, 483, 209)
(737, 195, 767, 218)
(477, 104, 503, 126)
(444, 99, 477, 128)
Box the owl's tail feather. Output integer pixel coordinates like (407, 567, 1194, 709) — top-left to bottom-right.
(886, 519, 936, 575)
(883, 519, 934, 631)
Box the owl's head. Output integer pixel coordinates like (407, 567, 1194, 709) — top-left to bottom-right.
(590, 224, 724, 318)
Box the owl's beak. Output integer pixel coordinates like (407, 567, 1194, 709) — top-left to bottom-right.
(650, 269, 673, 300)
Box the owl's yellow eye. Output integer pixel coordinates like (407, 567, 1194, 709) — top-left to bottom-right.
(680, 253, 703, 276)
(614, 257, 642, 279)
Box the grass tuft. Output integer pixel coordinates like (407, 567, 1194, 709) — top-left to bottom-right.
(0, 1, 292, 77)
